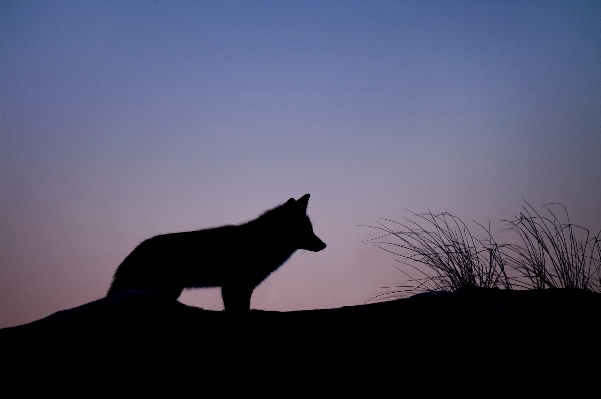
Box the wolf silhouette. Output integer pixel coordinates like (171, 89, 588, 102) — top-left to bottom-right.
(107, 194, 326, 311)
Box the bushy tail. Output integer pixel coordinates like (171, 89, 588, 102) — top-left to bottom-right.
(106, 274, 126, 297)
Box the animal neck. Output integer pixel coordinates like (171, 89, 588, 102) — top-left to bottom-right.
(239, 219, 297, 263)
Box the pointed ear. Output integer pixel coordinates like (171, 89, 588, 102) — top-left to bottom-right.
(297, 194, 310, 212)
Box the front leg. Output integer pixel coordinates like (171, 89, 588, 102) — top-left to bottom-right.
(221, 284, 254, 312)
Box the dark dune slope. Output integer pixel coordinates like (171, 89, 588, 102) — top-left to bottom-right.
(2, 288, 599, 391)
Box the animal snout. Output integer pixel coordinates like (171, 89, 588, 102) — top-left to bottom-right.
(304, 234, 326, 252)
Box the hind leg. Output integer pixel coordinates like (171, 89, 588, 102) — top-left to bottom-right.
(221, 284, 254, 312)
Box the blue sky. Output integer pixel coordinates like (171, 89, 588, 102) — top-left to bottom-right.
(2, 1, 600, 327)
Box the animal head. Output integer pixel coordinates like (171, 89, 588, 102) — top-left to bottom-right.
(282, 194, 327, 252)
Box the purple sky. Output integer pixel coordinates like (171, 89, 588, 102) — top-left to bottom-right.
(2, 1, 600, 328)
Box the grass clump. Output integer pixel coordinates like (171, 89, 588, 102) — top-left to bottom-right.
(502, 202, 601, 292)
(363, 211, 512, 301)
(366, 201, 600, 301)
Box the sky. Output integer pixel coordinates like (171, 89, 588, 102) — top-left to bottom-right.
(1, 1, 600, 328)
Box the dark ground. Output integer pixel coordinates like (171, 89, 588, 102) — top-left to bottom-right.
(2, 288, 599, 394)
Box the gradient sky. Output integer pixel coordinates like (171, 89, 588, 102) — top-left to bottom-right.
(1, 1, 600, 328)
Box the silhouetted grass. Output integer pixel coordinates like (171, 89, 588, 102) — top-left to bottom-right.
(502, 202, 601, 292)
(366, 202, 601, 301)
(363, 211, 512, 301)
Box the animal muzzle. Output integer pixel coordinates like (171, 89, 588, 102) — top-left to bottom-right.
(302, 233, 327, 252)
